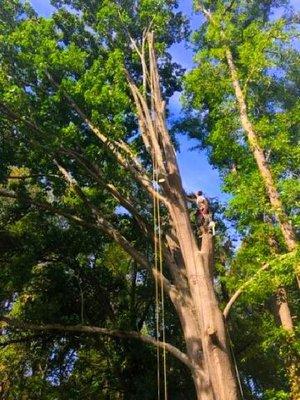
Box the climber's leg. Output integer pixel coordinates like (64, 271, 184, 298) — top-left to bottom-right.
(209, 220, 216, 236)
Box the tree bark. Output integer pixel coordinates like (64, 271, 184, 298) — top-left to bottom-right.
(274, 287, 293, 332)
(170, 287, 215, 400)
(267, 235, 299, 399)
(166, 196, 240, 399)
(271, 287, 300, 400)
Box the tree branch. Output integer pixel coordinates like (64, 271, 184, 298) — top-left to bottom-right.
(1, 316, 193, 370)
(56, 164, 180, 303)
(0, 334, 46, 348)
(0, 187, 174, 297)
(0, 188, 102, 231)
(57, 150, 185, 295)
(0, 179, 179, 307)
(61, 148, 153, 238)
(126, 72, 166, 173)
(223, 263, 270, 319)
(44, 72, 169, 207)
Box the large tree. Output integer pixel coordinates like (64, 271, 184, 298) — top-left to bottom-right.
(0, 1, 241, 399)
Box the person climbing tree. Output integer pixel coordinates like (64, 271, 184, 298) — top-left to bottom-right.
(187, 191, 215, 235)
(195, 191, 215, 232)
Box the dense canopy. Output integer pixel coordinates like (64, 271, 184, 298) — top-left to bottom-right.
(0, 1, 299, 399)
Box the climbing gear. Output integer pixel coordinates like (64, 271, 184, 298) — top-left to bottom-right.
(209, 220, 216, 236)
(158, 172, 166, 183)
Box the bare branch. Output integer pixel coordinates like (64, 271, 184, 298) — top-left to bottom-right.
(195, 2, 212, 19)
(223, 263, 270, 319)
(22, 167, 178, 305)
(0, 188, 101, 231)
(61, 149, 187, 292)
(70, 168, 185, 304)
(0, 334, 45, 348)
(0, 188, 18, 199)
(53, 161, 151, 269)
(126, 32, 186, 208)
(147, 32, 178, 176)
(126, 73, 166, 172)
(55, 164, 179, 301)
(62, 148, 152, 237)
(1, 316, 193, 370)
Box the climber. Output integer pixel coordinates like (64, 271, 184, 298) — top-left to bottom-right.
(195, 190, 208, 211)
(194, 191, 208, 222)
(194, 191, 216, 235)
(186, 190, 216, 234)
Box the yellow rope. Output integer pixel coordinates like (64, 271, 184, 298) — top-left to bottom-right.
(153, 158, 160, 400)
(153, 152, 168, 400)
(157, 192, 168, 399)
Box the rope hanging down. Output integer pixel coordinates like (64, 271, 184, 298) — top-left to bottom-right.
(152, 153, 168, 400)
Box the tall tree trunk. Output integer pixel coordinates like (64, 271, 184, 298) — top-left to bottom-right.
(267, 236, 299, 399)
(271, 286, 299, 399)
(169, 197, 240, 399)
(172, 287, 215, 400)
(128, 32, 240, 399)
(152, 94, 240, 398)
(165, 230, 217, 400)
(225, 48, 299, 288)
(171, 230, 240, 400)
(197, 11, 299, 396)
(274, 287, 294, 332)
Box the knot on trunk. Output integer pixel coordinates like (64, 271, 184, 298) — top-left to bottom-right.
(207, 326, 219, 346)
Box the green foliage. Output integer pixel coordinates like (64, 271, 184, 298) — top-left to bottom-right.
(0, 1, 192, 398)
(184, 1, 300, 398)
(0, 0, 299, 398)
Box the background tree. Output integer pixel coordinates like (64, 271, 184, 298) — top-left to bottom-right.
(0, 0, 299, 399)
(183, 0, 299, 398)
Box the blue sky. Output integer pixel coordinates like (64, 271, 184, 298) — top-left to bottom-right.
(30, 0, 54, 15)
(28, 0, 299, 200)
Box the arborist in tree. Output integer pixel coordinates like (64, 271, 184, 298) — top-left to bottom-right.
(195, 190, 209, 224)
(187, 191, 215, 235)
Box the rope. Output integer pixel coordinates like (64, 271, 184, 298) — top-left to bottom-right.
(226, 326, 244, 399)
(157, 189, 167, 399)
(153, 159, 160, 400)
(152, 151, 168, 400)
(149, 56, 167, 397)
